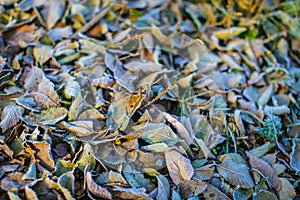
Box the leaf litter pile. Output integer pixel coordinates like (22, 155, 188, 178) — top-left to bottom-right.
(0, 0, 299, 199)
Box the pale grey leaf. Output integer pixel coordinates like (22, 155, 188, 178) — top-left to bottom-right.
(156, 175, 170, 200)
(249, 142, 275, 158)
(278, 178, 296, 200)
(290, 138, 300, 173)
(163, 112, 194, 145)
(195, 138, 216, 159)
(217, 160, 254, 189)
(0, 104, 24, 132)
(165, 150, 194, 185)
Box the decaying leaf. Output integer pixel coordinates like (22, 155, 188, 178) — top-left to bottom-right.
(30, 107, 67, 125)
(24, 186, 39, 200)
(218, 153, 247, 165)
(277, 178, 296, 200)
(253, 189, 278, 200)
(203, 184, 230, 200)
(179, 179, 207, 199)
(141, 123, 178, 144)
(217, 160, 255, 189)
(85, 165, 112, 199)
(213, 27, 247, 40)
(195, 137, 216, 159)
(232, 188, 253, 200)
(58, 171, 75, 195)
(14, 97, 39, 112)
(113, 187, 149, 199)
(156, 174, 170, 200)
(165, 150, 194, 185)
(290, 138, 300, 173)
(23, 66, 60, 105)
(163, 112, 194, 145)
(28, 141, 55, 171)
(33, 45, 54, 66)
(247, 152, 281, 191)
(0, 104, 24, 132)
(249, 142, 275, 158)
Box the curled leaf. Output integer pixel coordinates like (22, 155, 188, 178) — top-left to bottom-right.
(163, 112, 194, 145)
(85, 165, 112, 200)
(290, 138, 300, 173)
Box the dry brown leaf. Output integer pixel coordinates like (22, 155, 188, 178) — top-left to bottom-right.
(179, 179, 207, 199)
(28, 141, 55, 171)
(113, 186, 149, 199)
(203, 183, 230, 200)
(246, 152, 281, 191)
(85, 165, 112, 200)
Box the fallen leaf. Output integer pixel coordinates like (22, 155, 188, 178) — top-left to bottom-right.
(24, 66, 60, 105)
(85, 165, 112, 199)
(31, 107, 67, 125)
(195, 137, 216, 159)
(156, 174, 170, 200)
(141, 123, 178, 144)
(163, 112, 194, 145)
(24, 186, 39, 200)
(203, 184, 230, 200)
(232, 188, 253, 200)
(13, 97, 39, 112)
(40, 0, 66, 30)
(58, 171, 75, 196)
(179, 179, 207, 199)
(247, 152, 281, 191)
(257, 85, 273, 106)
(28, 141, 55, 171)
(33, 45, 54, 66)
(290, 138, 300, 173)
(253, 189, 278, 200)
(217, 160, 255, 189)
(277, 178, 296, 200)
(218, 153, 247, 165)
(165, 150, 194, 185)
(0, 104, 24, 132)
(213, 27, 247, 40)
(114, 187, 149, 199)
(249, 142, 275, 158)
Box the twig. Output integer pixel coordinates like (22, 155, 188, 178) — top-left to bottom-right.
(114, 2, 127, 29)
(141, 85, 177, 109)
(73, 3, 112, 36)
(240, 109, 264, 124)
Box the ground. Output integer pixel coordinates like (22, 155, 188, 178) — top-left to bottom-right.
(0, 0, 299, 199)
